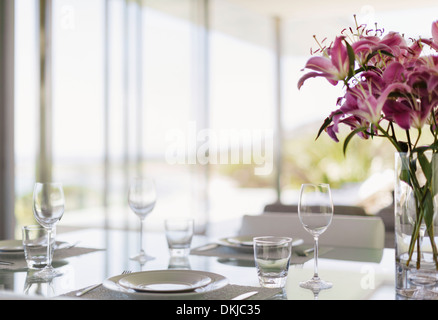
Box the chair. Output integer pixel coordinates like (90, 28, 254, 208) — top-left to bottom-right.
(263, 202, 367, 216)
(238, 213, 385, 249)
(376, 205, 395, 248)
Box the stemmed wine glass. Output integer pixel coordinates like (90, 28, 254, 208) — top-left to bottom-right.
(128, 177, 157, 263)
(298, 183, 333, 290)
(32, 182, 65, 279)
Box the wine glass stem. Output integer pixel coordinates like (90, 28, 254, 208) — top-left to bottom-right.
(47, 228, 53, 268)
(313, 236, 319, 280)
(139, 219, 145, 254)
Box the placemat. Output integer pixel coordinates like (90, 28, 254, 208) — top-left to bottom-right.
(190, 243, 332, 265)
(0, 245, 104, 271)
(62, 284, 283, 300)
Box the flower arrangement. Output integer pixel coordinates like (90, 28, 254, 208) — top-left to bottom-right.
(298, 16, 438, 269)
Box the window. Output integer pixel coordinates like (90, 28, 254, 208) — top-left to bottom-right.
(11, 1, 438, 238)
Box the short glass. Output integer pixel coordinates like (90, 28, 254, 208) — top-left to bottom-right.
(165, 218, 194, 257)
(22, 225, 55, 270)
(253, 236, 293, 288)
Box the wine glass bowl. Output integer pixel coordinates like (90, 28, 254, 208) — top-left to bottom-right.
(298, 183, 333, 291)
(128, 177, 157, 263)
(32, 182, 65, 279)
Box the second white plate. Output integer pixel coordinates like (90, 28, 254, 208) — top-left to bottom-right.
(218, 236, 304, 250)
(0, 240, 23, 253)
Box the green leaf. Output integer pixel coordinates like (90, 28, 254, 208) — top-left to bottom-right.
(365, 50, 395, 64)
(418, 151, 431, 181)
(423, 189, 434, 230)
(379, 50, 395, 58)
(315, 116, 333, 140)
(411, 145, 432, 153)
(345, 40, 356, 78)
(342, 127, 368, 155)
(432, 154, 438, 197)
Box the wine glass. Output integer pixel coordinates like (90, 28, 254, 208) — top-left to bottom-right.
(128, 177, 157, 263)
(298, 183, 333, 290)
(32, 182, 65, 279)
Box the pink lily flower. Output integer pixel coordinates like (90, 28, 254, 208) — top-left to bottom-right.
(382, 69, 436, 130)
(342, 82, 411, 126)
(297, 36, 350, 89)
(418, 21, 438, 51)
(382, 62, 405, 85)
(433, 20, 438, 46)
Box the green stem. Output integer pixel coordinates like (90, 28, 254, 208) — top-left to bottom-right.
(406, 130, 413, 153)
(376, 123, 402, 152)
(403, 154, 426, 268)
(430, 228, 438, 269)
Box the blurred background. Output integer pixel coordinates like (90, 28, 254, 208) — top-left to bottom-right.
(7, 0, 438, 237)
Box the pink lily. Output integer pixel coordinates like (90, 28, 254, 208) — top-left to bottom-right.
(342, 82, 411, 126)
(419, 21, 438, 51)
(298, 36, 350, 89)
(325, 112, 372, 143)
(433, 20, 438, 46)
(382, 100, 414, 130)
(382, 62, 405, 85)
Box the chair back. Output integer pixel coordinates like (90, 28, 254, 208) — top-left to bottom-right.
(238, 213, 385, 249)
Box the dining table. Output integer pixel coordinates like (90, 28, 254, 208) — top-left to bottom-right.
(0, 220, 397, 302)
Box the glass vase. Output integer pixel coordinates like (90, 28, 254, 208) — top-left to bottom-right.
(395, 151, 438, 299)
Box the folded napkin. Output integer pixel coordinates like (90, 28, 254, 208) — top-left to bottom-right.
(62, 284, 283, 300)
(0, 245, 104, 271)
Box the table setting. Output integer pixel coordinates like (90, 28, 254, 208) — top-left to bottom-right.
(58, 177, 287, 300)
(0, 176, 396, 300)
(0, 182, 104, 274)
(0, 238, 103, 272)
(59, 181, 339, 300)
(62, 269, 283, 300)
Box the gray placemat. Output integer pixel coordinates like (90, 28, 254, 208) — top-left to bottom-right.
(190, 244, 332, 265)
(0, 246, 104, 271)
(62, 284, 282, 300)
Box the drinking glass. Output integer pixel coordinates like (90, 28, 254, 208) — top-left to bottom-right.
(165, 218, 194, 257)
(32, 182, 65, 279)
(22, 225, 55, 270)
(298, 183, 333, 290)
(253, 236, 293, 288)
(128, 177, 157, 263)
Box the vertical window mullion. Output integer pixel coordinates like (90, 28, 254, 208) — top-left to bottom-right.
(136, 0, 143, 177)
(191, 0, 210, 234)
(0, 0, 16, 239)
(123, 0, 130, 230)
(103, 0, 110, 229)
(274, 16, 283, 203)
(37, 0, 53, 184)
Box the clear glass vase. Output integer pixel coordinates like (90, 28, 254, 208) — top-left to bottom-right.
(395, 151, 438, 299)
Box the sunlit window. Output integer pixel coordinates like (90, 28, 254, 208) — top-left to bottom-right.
(13, 0, 438, 238)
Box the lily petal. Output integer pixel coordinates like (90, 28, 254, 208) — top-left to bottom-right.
(383, 100, 412, 130)
(330, 36, 349, 77)
(432, 20, 438, 45)
(383, 62, 405, 84)
(297, 71, 337, 89)
(304, 56, 337, 74)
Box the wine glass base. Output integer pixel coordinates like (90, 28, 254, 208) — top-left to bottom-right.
(300, 278, 332, 291)
(130, 252, 155, 264)
(32, 267, 62, 281)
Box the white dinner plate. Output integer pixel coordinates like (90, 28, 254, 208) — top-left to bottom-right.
(103, 270, 228, 300)
(217, 236, 304, 250)
(0, 240, 24, 253)
(118, 270, 212, 293)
